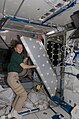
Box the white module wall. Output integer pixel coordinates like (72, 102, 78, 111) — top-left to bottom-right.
(64, 66, 79, 106)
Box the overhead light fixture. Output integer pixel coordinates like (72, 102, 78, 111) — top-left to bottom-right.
(46, 30, 55, 35)
(0, 30, 9, 33)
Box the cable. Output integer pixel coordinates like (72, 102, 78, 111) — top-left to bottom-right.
(34, 113, 40, 119)
(14, 0, 25, 17)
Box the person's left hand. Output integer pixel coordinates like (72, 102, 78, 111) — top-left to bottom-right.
(23, 57, 28, 63)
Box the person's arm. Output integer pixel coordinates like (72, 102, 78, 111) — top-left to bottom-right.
(20, 63, 37, 69)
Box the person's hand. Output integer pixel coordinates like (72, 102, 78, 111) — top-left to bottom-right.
(33, 64, 37, 68)
(23, 57, 28, 63)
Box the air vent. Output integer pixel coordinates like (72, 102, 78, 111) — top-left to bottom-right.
(49, 8, 56, 12)
(44, 13, 50, 16)
(41, 16, 46, 19)
(56, 3, 63, 8)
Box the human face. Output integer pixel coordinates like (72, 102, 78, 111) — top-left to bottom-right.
(15, 44, 23, 54)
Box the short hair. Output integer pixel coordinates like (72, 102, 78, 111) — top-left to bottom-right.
(76, 74, 79, 79)
(11, 39, 22, 48)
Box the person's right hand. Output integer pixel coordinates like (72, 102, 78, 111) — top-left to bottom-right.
(23, 57, 28, 63)
(33, 65, 37, 68)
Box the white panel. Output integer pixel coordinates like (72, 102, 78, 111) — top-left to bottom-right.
(35, 109, 55, 119)
(64, 66, 79, 92)
(0, 0, 78, 27)
(21, 36, 57, 97)
(17, 0, 52, 20)
(4, 0, 23, 16)
(64, 89, 79, 107)
(64, 66, 79, 106)
(0, 0, 78, 29)
(48, 4, 79, 26)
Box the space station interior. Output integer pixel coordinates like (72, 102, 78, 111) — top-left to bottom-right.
(1, 0, 79, 119)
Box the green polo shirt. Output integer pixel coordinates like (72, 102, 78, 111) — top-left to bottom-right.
(8, 51, 23, 73)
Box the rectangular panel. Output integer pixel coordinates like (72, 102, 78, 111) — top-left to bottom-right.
(21, 36, 57, 97)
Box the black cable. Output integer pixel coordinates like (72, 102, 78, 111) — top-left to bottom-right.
(26, 96, 37, 108)
(0, 17, 8, 29)
(34, 113, 40, 119)
(14, 0, 25, 17)
(48, 105, 57, 114)
(0, 35, 9, 49)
